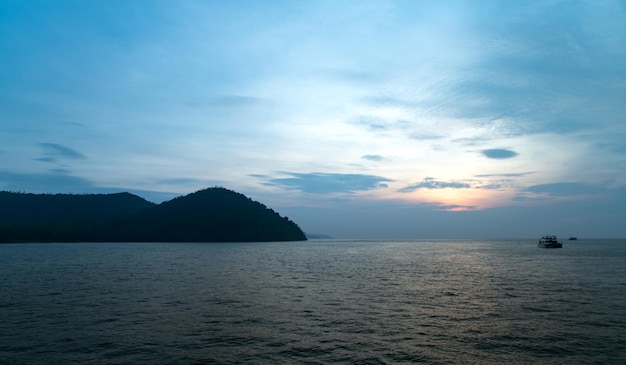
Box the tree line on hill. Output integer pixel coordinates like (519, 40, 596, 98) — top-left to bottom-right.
(0, 187, 306, 243)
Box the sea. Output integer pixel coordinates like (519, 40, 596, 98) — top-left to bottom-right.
(1, 239, 625, 364)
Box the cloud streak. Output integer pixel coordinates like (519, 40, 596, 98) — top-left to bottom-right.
(361, 155, 385, 162)
(0, 169, 94, 193)
(399, 178, 472, 193)
(39, 143, 87, 160)
(524, 182, 605, 197)
(481, 149, 518, 159)
(263, 172, 392, 194)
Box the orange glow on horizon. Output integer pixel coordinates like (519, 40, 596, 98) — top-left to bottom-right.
(372, 186, 516, 211)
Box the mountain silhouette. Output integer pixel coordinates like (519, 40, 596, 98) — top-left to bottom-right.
(0, 187, 306, 242)
(0, 191, 155, 242)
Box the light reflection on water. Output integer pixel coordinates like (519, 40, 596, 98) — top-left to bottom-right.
(1, 239, 625, 364)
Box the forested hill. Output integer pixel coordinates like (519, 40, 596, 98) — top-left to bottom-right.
(0, 191, 155, 226)
(108, 188, 307, 242)
(0, 188, 306, 243)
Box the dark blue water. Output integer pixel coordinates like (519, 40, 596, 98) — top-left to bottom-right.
(1, 239, 625, 364)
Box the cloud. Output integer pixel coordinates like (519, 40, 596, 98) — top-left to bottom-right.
(188, 95, 264, 108)
(477, 183, 503, 190)
(0, 169, 94, 193)
(597, 139, 626, 154)
(361, 155, 385, 161)
(151, 177, 225, 196)
(0, 169, 177, 203)
(156, 178, 214, 185)
(64, 122, 87, 127)
(399, 177, 471, 192)
(475, 172, 534, 178)
(481, 149, 518, 159)
(437, 204, 478, 211)
(39, 143, 87, 160)
(438, 2, 626, 138)
(524, 182, 605, 197)
(324, 69, 382, 84)
(49, 168, 72, 174)
(410, 133, 445, 141)
(363, 95, 410, 107)
(264, 172, 392, 194)
(34, 157, 57, 163)
(350, 116, 392, 131)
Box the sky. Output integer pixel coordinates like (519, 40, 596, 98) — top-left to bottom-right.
(1, 0, 625, 239)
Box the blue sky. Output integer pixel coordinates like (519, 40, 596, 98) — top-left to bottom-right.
(1, 0, 625, 238)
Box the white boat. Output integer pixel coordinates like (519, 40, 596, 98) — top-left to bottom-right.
(538, 235, 563, 248)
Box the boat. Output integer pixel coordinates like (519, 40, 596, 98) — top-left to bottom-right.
(538, 235, 563, 248)
(568, 237, 578, 241)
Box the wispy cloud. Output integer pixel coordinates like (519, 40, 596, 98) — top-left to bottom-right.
(0, 169, 93, 193)
(399, 178, 471, 193)
(475, 172, 534, 178)
(481, 149, 518, 159)
(0, 169, 176, 203)
(156, 178, 214, 185)
(524, 182, 605, 197)
(188, 95, 264, 108)
(361, 155, 385, 162)
(34, 157, 57, 163)
(477, 183, 503, 190)
(349, 116, 392, 132)
(437, 204, 477, 211)
(409, 133, 445, 141)
(49, 168, 72, 174)
(263, 172, 392, 194)
(39, 143, 87, 160)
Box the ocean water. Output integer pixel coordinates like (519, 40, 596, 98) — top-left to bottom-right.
(1, 239, 625, 364)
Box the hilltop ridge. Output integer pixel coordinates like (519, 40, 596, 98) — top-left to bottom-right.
(0, 187, 306, 242)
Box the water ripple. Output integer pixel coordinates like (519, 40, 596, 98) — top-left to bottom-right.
(1, 239, 625, 364)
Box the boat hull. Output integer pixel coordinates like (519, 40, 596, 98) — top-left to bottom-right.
(538, 242, 563, 248)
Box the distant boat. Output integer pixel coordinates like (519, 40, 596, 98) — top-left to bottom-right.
(568, 237, 578, 241)
(538, 235, 563, 248)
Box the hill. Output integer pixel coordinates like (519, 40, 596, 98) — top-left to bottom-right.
(0, 191, 155, 225)
(0, 191, 156, 242)
(0, 188, 306, 242)
(108, 187, 306, 242)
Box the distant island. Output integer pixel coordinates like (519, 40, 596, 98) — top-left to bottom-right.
(306, 233, 333, 239)
(0, 187, 306, 243)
